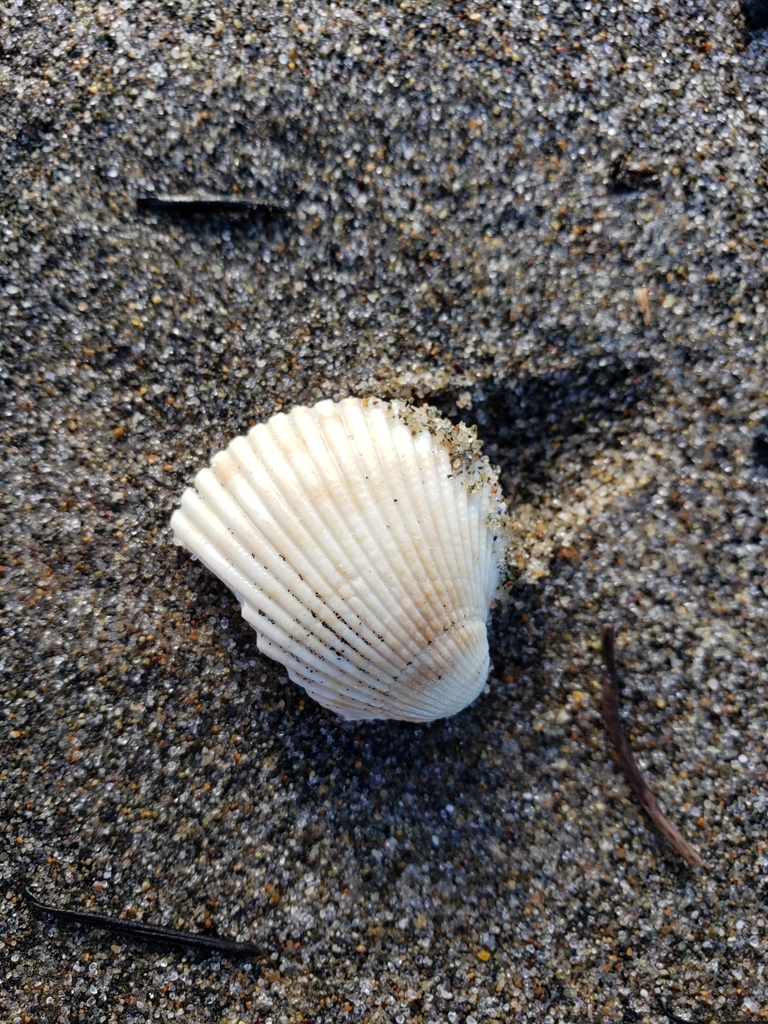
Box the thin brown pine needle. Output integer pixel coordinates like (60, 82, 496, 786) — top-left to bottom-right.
(601, 624, 704, 870)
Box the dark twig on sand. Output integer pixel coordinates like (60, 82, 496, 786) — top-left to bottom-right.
(601, 624, 704, 869)
(22, 885, 260, 958)
(136, 193, 291, 216)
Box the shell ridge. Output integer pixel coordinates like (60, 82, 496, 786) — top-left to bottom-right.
(427, 436, 478, 617)
(244, 595, 396, 698)
(366, 407, 458, 629)
(178, 489, 396, 685)
(394, 426, 465, 616)
(334, 401, 440, 618)
(203, 458, 408, 680)
(170, 507, 234, 595)
(305, 401, 450, 641)
(233, 426, 424, 661)
(282, 405, 440, 649)
(471, 485, 494, 610)
(225, 436, 393, 651)
(172, 498, 317, 649)
(434, 441, 480, 617)
(210, 446, 405, 675)
(390, 618, 490, 718)
(263, 638, 393, 713)
(464, 485, 491, 615)
(254, 627, 392, 703)
(285, 664, 388, 720)
(336, 401, 457, 637)
(303, 403, 425, 607)
(289, 664, 389, 712)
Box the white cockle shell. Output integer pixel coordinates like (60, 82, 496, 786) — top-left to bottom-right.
(170, 397, 509, 722)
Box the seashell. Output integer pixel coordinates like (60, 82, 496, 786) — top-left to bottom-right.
(170, 397, 508, 722)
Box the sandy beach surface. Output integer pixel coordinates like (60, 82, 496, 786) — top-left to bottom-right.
(1, 2, 767, 1021)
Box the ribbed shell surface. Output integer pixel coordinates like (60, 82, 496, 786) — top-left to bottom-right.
(170, 397, 505, 722)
